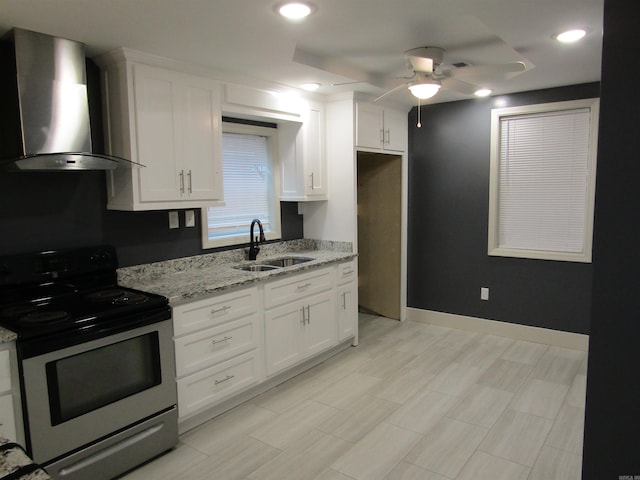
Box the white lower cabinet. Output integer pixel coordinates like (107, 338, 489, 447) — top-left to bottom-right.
(263, 266, 338, 377)
(0, 394, 17, 442)
(172, 260, 355, 426)
(177, 351, 261, 418)
(264, 290, 336, 376)
(173, 286, 264, 420)
(0, 344, 24, 443)
(336, 260, 358, 341)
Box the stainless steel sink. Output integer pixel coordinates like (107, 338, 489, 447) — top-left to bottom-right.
(233, 264, 281, 272)
(260, 256, 314, 268)
(233, 256, 314, 272)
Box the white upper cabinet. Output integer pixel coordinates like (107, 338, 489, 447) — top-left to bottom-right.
(220, 83, 327, 201)
(279, 100, 327, 201)
(97, 51, 223, 211)
(356, 102, 407, 152)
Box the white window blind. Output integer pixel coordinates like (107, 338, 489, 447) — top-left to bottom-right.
(488, 99, 599, 262)
(202, 123, 281, 248)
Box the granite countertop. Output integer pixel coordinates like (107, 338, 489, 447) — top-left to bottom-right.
(118, 240, 356, 306)
(0, 330, 17, 345)
(0, 438, 50, 479)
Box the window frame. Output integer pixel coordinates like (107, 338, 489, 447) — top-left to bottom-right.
(200, 121, 281, 249)
(487, 98, 600, 263)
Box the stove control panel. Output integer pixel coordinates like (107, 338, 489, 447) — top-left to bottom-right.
(0, 245, 118, 287)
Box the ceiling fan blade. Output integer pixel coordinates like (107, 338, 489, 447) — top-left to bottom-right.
(446, 61, 526, 79)
(440, 77, 478, 96)
(406, 47, 444, 73)
(374, 82, 409, 102)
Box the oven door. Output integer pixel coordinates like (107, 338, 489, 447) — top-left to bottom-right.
(20, 319, 177, 465)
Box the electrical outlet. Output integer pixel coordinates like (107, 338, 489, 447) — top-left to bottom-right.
(168, 211, 180, 229)
(185, 210, 195, 227)
(481, 287, 489, 301)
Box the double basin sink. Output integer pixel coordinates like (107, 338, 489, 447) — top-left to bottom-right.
(233, 256, 314, 272)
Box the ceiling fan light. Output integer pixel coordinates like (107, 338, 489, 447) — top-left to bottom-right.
(474, 88, 493, 97)
(408, 82, 441, 99)
(555, 29, 587, 43)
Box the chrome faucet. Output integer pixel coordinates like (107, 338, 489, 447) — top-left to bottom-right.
(248, 219, 266, 260)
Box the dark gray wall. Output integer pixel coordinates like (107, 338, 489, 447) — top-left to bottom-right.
(0, 170, 303, 266)
(407, 82, 599, 335)
(583, 0, 640, 476)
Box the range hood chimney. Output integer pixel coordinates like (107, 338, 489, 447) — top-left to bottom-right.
(0, 28, 143, 171)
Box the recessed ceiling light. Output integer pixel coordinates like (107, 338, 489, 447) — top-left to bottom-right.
(555, 29, 587, 44)
(276, 2, 315, 20)
(300, 82, 320, 91)
(474, 88, 493, 97)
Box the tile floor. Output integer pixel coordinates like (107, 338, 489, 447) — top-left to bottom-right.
(120, 313, 587, 480)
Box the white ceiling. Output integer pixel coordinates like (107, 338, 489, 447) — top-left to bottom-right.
(0, 0, 603, 109)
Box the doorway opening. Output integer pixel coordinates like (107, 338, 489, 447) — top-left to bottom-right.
(357, 151, 402, 320)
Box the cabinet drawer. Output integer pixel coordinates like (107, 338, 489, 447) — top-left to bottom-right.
(0, 394, 16, 442)
(0, 350, 11, 394)
(175, 314, 260, 377)
(336, 260, 357, 285)
(177, 351, 261, 418)
(173, 287, 259, 336)
(264, 267, 334, 309)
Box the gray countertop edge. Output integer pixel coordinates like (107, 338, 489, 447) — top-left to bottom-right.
(119, 250, 357, 307)
(0, 329, 17, 345)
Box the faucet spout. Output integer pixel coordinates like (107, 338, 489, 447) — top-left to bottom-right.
(248, 219, 265, 260)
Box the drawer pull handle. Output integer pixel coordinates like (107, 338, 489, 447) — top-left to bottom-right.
(179, 170, 185, 194)
(342, 269, 354, 275)
(211, 336, 232, 345)
(297, 282, 312, 290)
(300, 305, 310, 324)
(211, 305, 231, 316)
(214, 374, 234, 385)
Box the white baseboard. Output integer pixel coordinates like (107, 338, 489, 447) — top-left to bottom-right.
(406, 308, 589, 351)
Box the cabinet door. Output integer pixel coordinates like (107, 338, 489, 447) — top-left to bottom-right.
(182, 77, 223, 201)
(303, 105, 327, 198)
(264, 302, 305, 376)
(303, 292, 338, 356)
(133, 64, 182, 202)
(278, 121, 303, 200)
(337, 282, 358, 341)
(382, 108, 407, 152)
(356, 102, 383, 149)
(0, 394, 16, 442)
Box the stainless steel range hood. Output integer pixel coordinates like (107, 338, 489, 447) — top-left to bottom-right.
(0, 28, 143, 171)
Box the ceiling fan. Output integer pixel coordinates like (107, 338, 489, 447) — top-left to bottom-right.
(376, 46, 527, 102)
